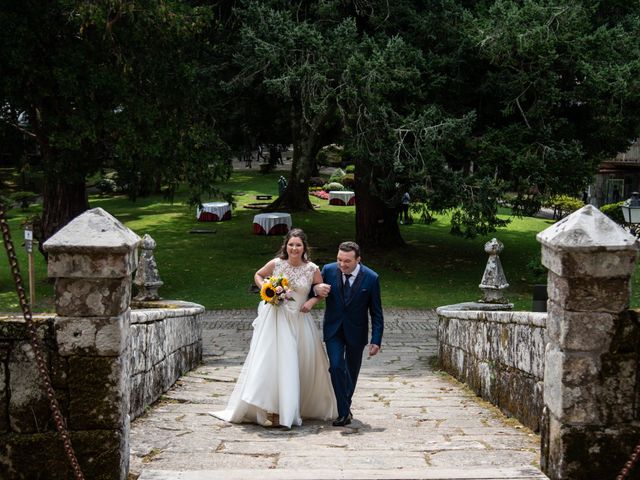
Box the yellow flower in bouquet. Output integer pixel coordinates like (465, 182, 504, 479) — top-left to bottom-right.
(260, 275, 293, 306)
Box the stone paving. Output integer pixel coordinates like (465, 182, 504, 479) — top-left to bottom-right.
(130, 309, 548, 480)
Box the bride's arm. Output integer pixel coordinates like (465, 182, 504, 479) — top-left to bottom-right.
(301, 268, 325, 313)
(254, 260, 276, 289)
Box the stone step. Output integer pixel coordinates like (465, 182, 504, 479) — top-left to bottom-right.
(139, 467, 549, 480)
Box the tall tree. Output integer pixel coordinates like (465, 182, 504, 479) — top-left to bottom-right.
(0, 0, 230, 251)
(227, 2, 351, 210)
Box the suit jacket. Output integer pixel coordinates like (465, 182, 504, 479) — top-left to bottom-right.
(321, 262, 383, 348)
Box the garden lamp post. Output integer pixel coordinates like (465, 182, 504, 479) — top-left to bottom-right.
(620, 191, 640, 235)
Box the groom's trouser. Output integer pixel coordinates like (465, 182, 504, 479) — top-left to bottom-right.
(326, 330, 364, 417)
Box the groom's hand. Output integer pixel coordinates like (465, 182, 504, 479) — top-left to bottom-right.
(313, 283, 331, 298)
(368, 344, 380, 357)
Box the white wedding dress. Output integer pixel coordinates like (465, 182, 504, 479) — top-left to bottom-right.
(212, 259, 337, 428)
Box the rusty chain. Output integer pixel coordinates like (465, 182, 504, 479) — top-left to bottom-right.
(618, 442, 640, 480)
(0, 200, 85, 480)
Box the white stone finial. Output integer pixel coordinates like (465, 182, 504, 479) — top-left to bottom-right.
(133, 234, 164, 301)
(479, 238, 509, 303)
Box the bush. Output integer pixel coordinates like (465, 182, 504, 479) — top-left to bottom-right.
(310, 190, 329, 200)
(95, 177, 117, 195)
(410, 202, 436, 224)
(526, 252, 547, 284)
(543, 194, 584, 219)
(345, 165, 355, 174)
(10, 191, 38, 210)
(309, 176, 326, 188)
(0, 193, 12, 210)
(409, 185, 428, 203)
(600, 201, 625, 225)
(323, 182, 345, 192)
(316, 149, 328, 166)
(328, 168, 345, 183)
(341, 174, 355, 189)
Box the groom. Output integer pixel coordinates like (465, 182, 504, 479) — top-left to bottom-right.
(315, 241, 384, 426)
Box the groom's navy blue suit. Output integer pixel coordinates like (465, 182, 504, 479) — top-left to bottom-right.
(321, 262, 384, 418)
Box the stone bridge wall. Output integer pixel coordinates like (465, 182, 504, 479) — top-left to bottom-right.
(437, 205, 640, 479)
(129, 302, 203, 420)
(0, 208, 203, 480)
(437, 308, 547, 431)
(0, 303, 202, 479)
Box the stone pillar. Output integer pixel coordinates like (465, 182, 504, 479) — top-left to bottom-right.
(537, 205, 640, 479)
(43, 207, 140, 480)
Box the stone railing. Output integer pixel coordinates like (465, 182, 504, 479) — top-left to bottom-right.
(0, 208, 203, 480)
(437, 307, 547, 431)
(129, 301, 203, 420)
(437, 205, 640, 479)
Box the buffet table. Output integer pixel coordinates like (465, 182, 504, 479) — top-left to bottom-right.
(328, 190, 355, 206)
(252, 212, 292, 235)
(196, 202, 231, 222)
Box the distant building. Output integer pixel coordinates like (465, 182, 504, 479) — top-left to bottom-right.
(588, 140, 640, 207)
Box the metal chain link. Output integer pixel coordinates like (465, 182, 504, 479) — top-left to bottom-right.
(0, 200, 85, 480)
(618, 442, 640, 480)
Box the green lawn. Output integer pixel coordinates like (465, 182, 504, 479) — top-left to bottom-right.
(3, 171, 640, 312)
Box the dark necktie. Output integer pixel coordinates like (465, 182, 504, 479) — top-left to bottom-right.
(343, 273, 352, 299)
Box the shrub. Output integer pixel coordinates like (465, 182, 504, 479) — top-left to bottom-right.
(0, 193, 12, 210)
(95, 177, 117, 195)
(410, 202, 436, 224)
(345, 165, 355, 174)
(310, 190, 329, 200)
(543, 194, 584, 219)
(341, 174, 355, 189)
(600, 201, 625, 225)
(409, 185, 428, 203)
(323, 182, 345, 192)
(309, 176, 326, 187)
(316, 149, 328, 166)
(10, 191, 38, 210)
(526, 252, 548, 284)
(329, 168, 346, 183)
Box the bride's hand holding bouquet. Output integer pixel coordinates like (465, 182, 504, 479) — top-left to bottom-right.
(260, 274, 294, 306)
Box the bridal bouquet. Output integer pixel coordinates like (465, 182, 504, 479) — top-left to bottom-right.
(260, 274, 294, 306)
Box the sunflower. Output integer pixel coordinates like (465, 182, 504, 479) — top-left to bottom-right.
(260, 282, 277, 303)
(280, 277, 289, 288)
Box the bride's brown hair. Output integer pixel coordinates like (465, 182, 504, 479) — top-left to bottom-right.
(277, 228, 310, 261)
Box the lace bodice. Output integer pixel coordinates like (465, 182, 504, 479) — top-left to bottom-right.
(273, 258, 318, 299)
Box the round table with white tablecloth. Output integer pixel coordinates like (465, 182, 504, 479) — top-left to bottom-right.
(196, 202, 231, 222)
(252, 212, 292, 235)
(328, 190, 355, 206)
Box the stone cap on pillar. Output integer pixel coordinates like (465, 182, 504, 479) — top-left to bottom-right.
(537, 205, 638, 277)
(43, 207, 141, 278)
(537, 205, 637, 251)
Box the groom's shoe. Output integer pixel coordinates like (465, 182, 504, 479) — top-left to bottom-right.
(332, 413, 352, 427)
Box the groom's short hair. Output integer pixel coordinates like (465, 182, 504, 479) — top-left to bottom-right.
(339, 241, 360, 258)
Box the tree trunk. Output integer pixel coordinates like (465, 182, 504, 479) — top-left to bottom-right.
(354, 159, 404, 251)
(269, 99, 329, 211)
(37, 178, 89, 258)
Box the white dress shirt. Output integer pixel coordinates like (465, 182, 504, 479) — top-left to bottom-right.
(343, 264, 360, 287)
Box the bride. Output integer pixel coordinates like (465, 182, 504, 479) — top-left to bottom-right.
(211, 228, 337, 428)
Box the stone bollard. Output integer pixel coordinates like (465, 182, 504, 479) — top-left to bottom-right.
(537, 205, 640, 479)
(478, 238, 509, 303)
(43, 207, 140, 480)
(133, 233, 163, 301)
